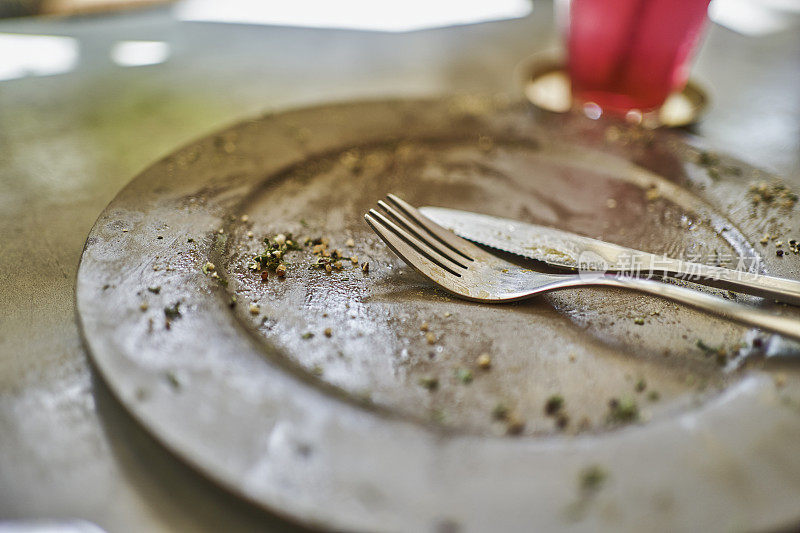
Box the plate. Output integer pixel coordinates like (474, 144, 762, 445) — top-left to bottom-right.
(76, 97, 800, 531)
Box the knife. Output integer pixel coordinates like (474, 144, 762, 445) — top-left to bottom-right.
(419, 206, 800, 306)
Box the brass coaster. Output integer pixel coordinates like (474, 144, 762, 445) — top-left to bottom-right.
(522, 60, 709, 128)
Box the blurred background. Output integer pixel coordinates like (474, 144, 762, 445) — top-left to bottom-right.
(0, 0, 798, 531)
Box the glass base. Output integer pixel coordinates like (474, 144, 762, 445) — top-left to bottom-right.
(521, 59, 708, 129)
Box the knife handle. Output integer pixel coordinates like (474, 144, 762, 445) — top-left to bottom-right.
(607, 251, 800, 304)
(648, 256, 800, 305)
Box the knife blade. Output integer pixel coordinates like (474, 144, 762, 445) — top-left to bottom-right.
(418, 206, 800, 305)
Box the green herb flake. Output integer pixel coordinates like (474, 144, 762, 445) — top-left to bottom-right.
(492, 402, 509, 421)
(251, 233, 303, 272)
(579, 465, 607, 492)
(418, 376, 439, 391)
(455, 367, 473, 384)
(544, 394, 564, 416)
(697, 151, 719, 167)
(165, 371, 181, 390)
(164, 302, 181, 319)
(606, 396, 639, 424)
(696, 339, 727, 365)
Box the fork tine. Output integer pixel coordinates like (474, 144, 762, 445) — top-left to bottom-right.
(365, 213, 464, 291)
(385, 194, 487, 261)
(366, 209, 465, 276)
(377, 200, 469, 269)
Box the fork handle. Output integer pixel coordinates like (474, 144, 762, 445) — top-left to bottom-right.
(569, 275, 800, 342)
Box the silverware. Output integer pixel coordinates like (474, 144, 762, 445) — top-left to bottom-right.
(419, 206, 800, 306)
(365, 194, 800, 342)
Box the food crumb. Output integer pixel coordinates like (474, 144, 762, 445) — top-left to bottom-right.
(276, 263, 287, 277)
(425, 332, 436, 345)
(645, 187, 661, 201)
(302, 332, 314, 339)
(476, 353, 492, 369)
(139, 303, 149, 312)
(240, 214, 249, 223)
(420, 322, 429, 332)
(345, 238, 355, 247)
(634, 317, 645, 325)
(324, 327, 332, 338)
(506, 415, 525, 435)
(249, 303, 260, 315)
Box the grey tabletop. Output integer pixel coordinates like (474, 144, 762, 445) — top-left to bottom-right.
(1, 2, 798, 532)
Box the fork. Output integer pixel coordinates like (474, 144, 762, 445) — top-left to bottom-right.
(365, 194, 800, 342)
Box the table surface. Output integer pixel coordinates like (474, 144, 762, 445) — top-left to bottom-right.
(1, 3, 798, 531)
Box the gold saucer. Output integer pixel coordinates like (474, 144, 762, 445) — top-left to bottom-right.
(521, 60, 709, 128)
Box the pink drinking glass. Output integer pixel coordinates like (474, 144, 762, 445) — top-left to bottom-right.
(565, 0, 711, 115)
